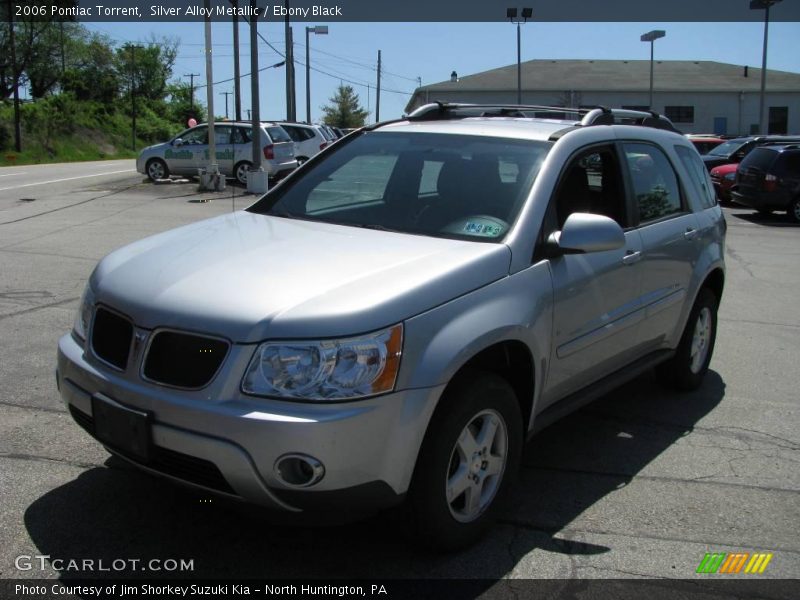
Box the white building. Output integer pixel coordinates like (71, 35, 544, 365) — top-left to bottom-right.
(405, 60, 800, 135)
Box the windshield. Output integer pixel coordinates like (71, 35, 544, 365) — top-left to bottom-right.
(249, 131, 551, 242)
(707, 140, 747, 157)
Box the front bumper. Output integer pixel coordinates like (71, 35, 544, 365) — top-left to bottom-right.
(57, 332, 443, 512)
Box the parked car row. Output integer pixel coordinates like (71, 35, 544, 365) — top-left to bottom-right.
(682, 133, 800, 221)
(136, 121, 352, 184)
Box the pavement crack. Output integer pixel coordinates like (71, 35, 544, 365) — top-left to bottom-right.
(0, 400, 66, 414)
(0, 452, 100, 470)
(0, 296, 78, 321)
(0, 182, 143, 227)
(725, 244, 756, 278)
(520, 464, 800, 494)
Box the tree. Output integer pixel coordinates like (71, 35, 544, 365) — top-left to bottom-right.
(320, 85, 368, 128)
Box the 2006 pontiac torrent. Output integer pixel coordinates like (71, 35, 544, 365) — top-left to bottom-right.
(57, 104, 726, 549)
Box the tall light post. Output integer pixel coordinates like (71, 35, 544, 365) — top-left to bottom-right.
(506, 8, 532, 105)
(305, 25, 328, 123)
(640, 29, 666, 110)
(750, 0, 782, 134)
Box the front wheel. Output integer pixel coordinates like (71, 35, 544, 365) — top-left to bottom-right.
(788, 197, 800, 224)
(234, 161, 252, 186)
(146, 158, 169, 182)
(656, 288, 718, 391)
(408, 371, 522, 551)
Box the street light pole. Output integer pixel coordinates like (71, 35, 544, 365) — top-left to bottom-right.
(305, 25, 328, 123)
(640, 29, 666, 110)
(507, 8, 532, 105)
(751, 0, 782, 134)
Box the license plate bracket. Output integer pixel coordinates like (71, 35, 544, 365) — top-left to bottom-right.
(91, 393, 152, 463)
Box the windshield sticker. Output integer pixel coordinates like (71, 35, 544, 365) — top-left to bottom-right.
(463, 222, 503, 237)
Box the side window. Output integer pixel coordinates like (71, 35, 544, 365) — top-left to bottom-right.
(232, 126, 252, 145)
(553, 146, 627, 228)
(306, 154, 399, 213)
(181, 127, 208, 145)
(675, 145, 717, 209)
(419, 160, 444, 195)
(623, 143, 683, 223)
(779, 152, 800, 175)
(213, 126, 231, 145)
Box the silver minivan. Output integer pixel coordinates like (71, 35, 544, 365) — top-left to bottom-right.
(136, 121, 297, 184)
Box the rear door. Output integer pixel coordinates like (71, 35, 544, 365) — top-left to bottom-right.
(209, 125, 234, 176)
(545, 145, 646, 403)
(622, 142, 700, 349)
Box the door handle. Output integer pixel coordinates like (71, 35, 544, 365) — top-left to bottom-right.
(684, 228, 699, 241)
(622, 250, 642, 265)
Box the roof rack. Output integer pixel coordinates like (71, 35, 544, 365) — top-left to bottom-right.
(405, 102, 680, 133)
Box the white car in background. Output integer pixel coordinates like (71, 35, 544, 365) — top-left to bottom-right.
(137, 121, 297, 184)
(276, 122, 331, 165)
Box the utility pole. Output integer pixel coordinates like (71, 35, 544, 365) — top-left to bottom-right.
(59, 22, 66, 76)
(128, 44, 141, 152)
(232, 1, 242, 121)
(8, 0, 22, 152)
(375, 50, 381, 123)
(247, 0, 267, 193)
(284, 1, 295, 121)
(220, 91, 232, 119)
(185, 72, 200, 113)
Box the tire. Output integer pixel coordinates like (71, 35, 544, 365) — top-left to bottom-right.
(407, 371, 522, 551)
(234, 161, 252, 186)
(656, 288, 718, 391)
(145, 158, 169, 182)
(788, 197, 800, 224)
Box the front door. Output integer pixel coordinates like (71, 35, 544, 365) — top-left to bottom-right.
(545, 145, 646, 403)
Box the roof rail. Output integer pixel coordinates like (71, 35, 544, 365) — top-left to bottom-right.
(407, 102, 588, 122)
(405, 102, 680, 133)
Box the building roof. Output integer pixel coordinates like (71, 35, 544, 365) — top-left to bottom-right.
(406, 60, 800, 112)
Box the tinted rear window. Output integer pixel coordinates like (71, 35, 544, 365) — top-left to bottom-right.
(267, 126, 292, 143)
(740, 148, 779, 172)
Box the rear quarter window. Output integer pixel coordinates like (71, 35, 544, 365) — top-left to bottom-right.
(266, 126, 292, 143)
(675, 145, 717, 209)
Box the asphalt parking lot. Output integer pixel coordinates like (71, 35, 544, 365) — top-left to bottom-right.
(0, 162, 798, 589)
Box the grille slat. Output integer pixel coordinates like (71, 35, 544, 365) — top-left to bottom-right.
(143, 331, 229, 389)
(91, 308, 133, 370)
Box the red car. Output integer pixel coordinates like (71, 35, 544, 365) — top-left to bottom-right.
(688, 135, 727, 155)
(710, 163, 738, 202)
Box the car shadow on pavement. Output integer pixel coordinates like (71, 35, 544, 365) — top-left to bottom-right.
(23, 371, 725, 583)
(731, 211, 799, 228)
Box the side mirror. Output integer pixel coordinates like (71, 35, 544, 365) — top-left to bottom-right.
(547, 212, 625, 255)
(173, 138, 184, 147)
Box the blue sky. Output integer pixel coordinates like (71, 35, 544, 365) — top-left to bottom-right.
(81, 20, 800, 124)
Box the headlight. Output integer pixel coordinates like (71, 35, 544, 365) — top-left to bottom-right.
(242, 324, 403, 401)
(723, 172, 736, 181)
(73, 284, 95, 341)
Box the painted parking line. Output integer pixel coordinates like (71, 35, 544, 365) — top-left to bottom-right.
(0, 169, 135, 192)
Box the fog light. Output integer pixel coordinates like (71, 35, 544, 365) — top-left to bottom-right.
(274, 454, 325, 488)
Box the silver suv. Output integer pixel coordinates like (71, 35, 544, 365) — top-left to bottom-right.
(136, 121, 297, 184)
(58, 104, 726, 550)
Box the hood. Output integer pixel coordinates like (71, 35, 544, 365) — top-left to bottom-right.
(92, 211, 511, 342)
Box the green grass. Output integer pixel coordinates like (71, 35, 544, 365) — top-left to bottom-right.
(0, 95, 183, 167)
